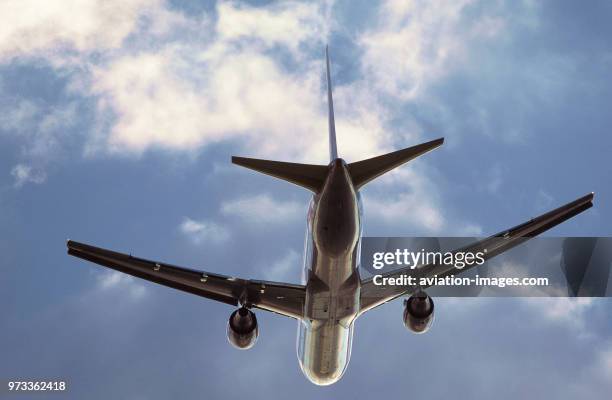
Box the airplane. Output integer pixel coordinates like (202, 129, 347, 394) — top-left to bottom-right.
(67, 47, 594, 385)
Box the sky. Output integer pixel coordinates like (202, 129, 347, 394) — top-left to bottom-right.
(1, 0, 611, 398)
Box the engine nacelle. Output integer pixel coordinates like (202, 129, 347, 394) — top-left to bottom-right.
(227, 307, 259, 349)
(403, 292, 434, 334)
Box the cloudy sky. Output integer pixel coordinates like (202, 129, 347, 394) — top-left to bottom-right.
(1, 0, 611, 398)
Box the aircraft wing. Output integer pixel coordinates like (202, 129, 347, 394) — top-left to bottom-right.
(359, 192, 594, 314)
(67, 241, 305, 319)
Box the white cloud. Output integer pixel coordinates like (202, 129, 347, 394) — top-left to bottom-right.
(522, 297, 594, 335)
(365, 192, 444, 232)
(179, 217, 229, 244)
(1, 99, 78, 183)
(357, 0, 582, 146)
(362, 165, 487, 235)
(32, 103, 80, 158)
(96, 270, 146, 300)
(535, 189, 554, 211)
(484, 164, 503, 194)
(10, 163, 46, 187)
(84, 4, 390, 162)
(263, 249, 301, 281)
(539, 297, 593, 321)
(0, 99, 39, 132)
(0, 0, 492, 236)
(332, 81, 392, 161)
(459, 224, 483, 236)
(0, 0, 183, 62)
(358, 0, 479, 100)
(599, 345, 612, 380)
(0, 1, 392, 164)
(89, 47, 328, 160)
(216, 2, 322, 56)
(363, 167, 445, 233)
(221, 194, 303, 224)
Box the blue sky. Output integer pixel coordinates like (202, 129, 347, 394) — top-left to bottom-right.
(1, 0, 611, 398)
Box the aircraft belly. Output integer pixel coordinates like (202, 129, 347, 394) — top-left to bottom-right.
(298, 251, 360, 385)
(298, 321, 353, 386)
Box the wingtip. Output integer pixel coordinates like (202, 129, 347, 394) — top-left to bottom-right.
(582, 192, 595, 201)
(427, 137, 444, 148)
(575, 192, 595, 206)
(66, 239, 77, 255)
(67, 239, 84, 249)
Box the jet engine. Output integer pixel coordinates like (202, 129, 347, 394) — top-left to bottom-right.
(403, 292, 434, 334)
(227, 307, 259, 349)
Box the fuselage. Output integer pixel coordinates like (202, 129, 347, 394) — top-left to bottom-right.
(297, 158, 363, 385)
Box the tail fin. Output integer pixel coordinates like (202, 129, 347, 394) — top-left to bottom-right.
(232, 48, 442, 193)
(326, 46, 338, 161)
(347, 137, 444, 189)
(232, 156, 328, 192)
(231, 47, 337, 194)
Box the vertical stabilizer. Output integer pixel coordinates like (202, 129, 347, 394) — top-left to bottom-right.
(326, 46, 338, 161)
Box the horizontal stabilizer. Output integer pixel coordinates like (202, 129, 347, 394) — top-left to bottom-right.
(232, 156, 328, 192)
(348, 137, 444, 188)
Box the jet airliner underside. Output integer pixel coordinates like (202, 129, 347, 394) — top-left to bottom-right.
(67, 48, 594, 385)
